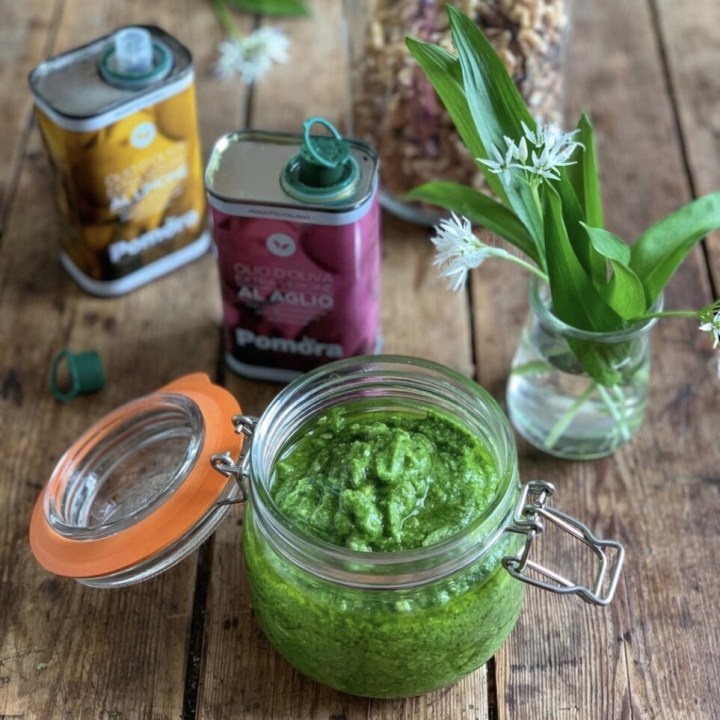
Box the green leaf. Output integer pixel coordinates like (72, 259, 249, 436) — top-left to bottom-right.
(556, 173, 605, 283)
(553, 117, 604, 285)
(605, 262, 647, 319)
(582, 224, 630, 264)
(225, 0, 309, 15)
(630, 192, 720, 305)
(566, 115, 604, 228)
(446, 6, 534, 154)
(444, 6, 544, 250)
(543, 188, 621, 332)
(580, 223, 646, 318)
(405, 38, 507, 203)
(406, 181, 539, 263)
(543, 186, 625, 384)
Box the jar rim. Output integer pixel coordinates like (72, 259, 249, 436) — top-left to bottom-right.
(529, 277, 664, 343)
(248, 355, 521, 589)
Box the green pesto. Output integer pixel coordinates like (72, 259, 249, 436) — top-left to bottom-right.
(270, 409, 500, 551)
(242, 407, 526, 698)
(244, 504, 525, 698)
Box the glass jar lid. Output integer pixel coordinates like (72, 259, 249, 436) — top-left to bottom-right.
(29, 374, 242, 587)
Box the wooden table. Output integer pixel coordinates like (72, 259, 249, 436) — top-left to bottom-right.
(2, 0, 719, 718)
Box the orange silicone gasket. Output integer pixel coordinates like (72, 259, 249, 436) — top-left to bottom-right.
(29, 373, 242, 578)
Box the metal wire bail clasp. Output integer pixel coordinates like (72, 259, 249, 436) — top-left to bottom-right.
(210, 414, 258, 506)
(503, 481, 625, 606)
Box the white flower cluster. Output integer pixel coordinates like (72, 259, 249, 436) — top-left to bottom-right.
(480, 121, 584, 182)
(431, 213, 494, 291)
(215, 27, 290, 84)
(699, 307, 720, 349)
(431, 213, 544, 292)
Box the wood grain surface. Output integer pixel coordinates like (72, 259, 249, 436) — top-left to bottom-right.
(0, 0, 718, 718)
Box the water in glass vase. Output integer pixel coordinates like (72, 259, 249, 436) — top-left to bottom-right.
(506, 281, 659, 460)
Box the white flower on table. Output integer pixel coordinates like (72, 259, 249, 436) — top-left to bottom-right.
(215, 26, 290, 83)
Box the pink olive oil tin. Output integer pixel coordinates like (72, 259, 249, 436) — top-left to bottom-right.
(205, 118, 381, 382)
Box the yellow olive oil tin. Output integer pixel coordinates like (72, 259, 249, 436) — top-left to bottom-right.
(29, 26, 209, 296)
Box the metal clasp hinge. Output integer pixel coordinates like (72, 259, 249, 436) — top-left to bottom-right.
(503, 481, 625, 606)
(210, 414, 258, 506)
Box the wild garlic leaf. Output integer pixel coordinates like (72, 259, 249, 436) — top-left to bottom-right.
(447, 6, 534, 150)
(605, 263, 647, 319)
(582, 224, 631, 264)
(563, 117, 606, 285)
(578, 224, 647, 317)
(406, 182, 538, 263)
(556, 175, 606, 284)
(630, 192, 720, 304)
(544, 190, 627, 384)
(225, 0, 309, 15)
(566, 115, 604, 229)
(543, 186, 621, 332)
(405, 38, 508, 205)
(445, 7, 544, 250)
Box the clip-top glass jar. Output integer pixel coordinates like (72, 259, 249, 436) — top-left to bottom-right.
(30, 357, 624, 699)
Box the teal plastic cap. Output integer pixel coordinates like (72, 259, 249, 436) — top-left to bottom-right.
(281, 117, 360, 202)
(298, 117, 350, 187)
(49, 349, 105, 403)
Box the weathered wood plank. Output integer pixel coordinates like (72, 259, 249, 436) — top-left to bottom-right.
(3, 0, 715, 718)
(0, 0, 60, 236)
(653, 0, 720, 288)
(0, 132, 201, 720)
(199, 1, 479, 717)
(468, 0, 720, 718)
(0, 1, 243, 718)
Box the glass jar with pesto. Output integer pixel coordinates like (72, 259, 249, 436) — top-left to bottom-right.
(29, 358, 624, 699)
(237, 356, 624, 698)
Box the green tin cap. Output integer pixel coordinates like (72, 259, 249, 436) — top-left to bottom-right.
(281, 117, 360, 203)
(98, 27, 173, 90)
(49, 349, 106, 403)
